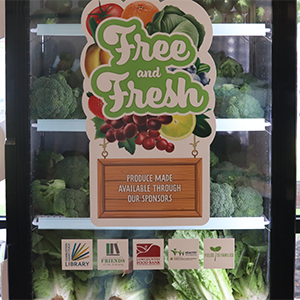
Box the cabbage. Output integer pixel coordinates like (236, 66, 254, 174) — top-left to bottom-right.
(146, 5, 205, 50)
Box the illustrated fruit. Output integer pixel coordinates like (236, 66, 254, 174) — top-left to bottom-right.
(160, 114, 196, 141)
(86, 3, 123, 37)
(85, 44, 110, 77)
(121, 1, 159, 27)
(87, 92, 104, 119)
(100, 114, 176, 152)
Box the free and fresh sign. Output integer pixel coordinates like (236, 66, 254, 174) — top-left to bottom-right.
(81, 0, 216, 227)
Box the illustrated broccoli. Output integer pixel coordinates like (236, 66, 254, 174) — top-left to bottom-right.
(53, 188, 89, 217)
(210, 182, 234, 217)
(54, 155, 89, 189)
(210, 161, 248, 188)
(32, 179, 66, 214)
(232, 186, 264, 217)
(226, 93, 264, 118)
(30, 72, 77, 119)
(35, 150, 64, 180)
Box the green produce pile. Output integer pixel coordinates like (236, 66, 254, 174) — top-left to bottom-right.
(30, 71, 85, 120)
(193, 0, 266, 24)
(30, 0, 86, 25)
(32, 151, 90, 217)
(211, 51, 268, 119)
(32, 229, 269, 299)
(210, 132, 268, 218)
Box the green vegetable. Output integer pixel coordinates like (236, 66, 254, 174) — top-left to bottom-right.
(226, 93, 264, 118)
(234, 0, 251, 14)
(210, 181, 234, 217)
(33, 256, 75, 300)
(146, 5, 206, 50)
(225, 11, 244, 23)
(30, 72, 77, 119)
(231, 186, 264, 217)
(45, 0, 73, 14)
(56, 53, 74, 71)
(193, 0, 215, 10)
(214, 84, 239, 117)
(218, 57, 244, 78)
(54, 155, 89, 189)
(207, 8, 223, 23)
(215, 0, 235, 13)
(35, 150, 64, 180)
(163, 230, 235, 300)
(32, 179, 66, 214)
(210, 161, 247, 188)
(73, 277, 102, 300)
(226, 230, 269, 300)
(104, 273, 152, 299)
(210, 151, 219, 167)
(68, 87, 85, 119)
(256, 7, 266, 23)
(31, 8, 58, 25)
(53, 188, 89, 217)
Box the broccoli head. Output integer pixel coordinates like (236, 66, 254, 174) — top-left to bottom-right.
(232, 186, 264, 217)
(35, 150, 64, 179)
(214, 84, 239, 117)
(226, 93, 264, 118)
(54, 155, 89, 189)
(53, 188, 89, 217)
(210, 161, 248, 188)
(210, 182, 234, 217)
(30, 72, 77, 119)
(32, 179, 66, 214)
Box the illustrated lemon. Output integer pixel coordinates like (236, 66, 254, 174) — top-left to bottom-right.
(160, 114, 196, 141)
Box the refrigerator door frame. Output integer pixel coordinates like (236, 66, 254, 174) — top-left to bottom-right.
(270, 0, 297, 299)
(5, 0, 32, 299)
(4, 0, 298, 299)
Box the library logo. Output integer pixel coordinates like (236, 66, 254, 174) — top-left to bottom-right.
(133, 239, 164, 270)
(62, 239, 93, 270)
(168, 239, 199, 270)
(204, 238, 235, 269)
(98, 239, 128, 270)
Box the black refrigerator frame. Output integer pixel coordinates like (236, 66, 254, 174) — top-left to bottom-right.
(4, 0, 297, 299)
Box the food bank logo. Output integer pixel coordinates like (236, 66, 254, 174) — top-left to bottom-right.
(133, 239, 164, 270)
(62, 239, 93, 270)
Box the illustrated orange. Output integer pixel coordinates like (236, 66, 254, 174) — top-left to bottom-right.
(121, 1, 159, 27)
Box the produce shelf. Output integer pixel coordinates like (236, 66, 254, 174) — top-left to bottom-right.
(31, 23, 270, 37)
(34, 215, 269, 230)
(34, 118, 271, 132)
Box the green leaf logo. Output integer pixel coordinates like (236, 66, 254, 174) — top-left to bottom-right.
(210, 246, 222, 261)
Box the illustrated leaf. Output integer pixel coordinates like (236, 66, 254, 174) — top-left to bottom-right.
(197, 63, 211, 74)
(89, 17, 98, 43)
(118, 138, 136, 155)
(92, 117, 106, 139)
(193, 114, 212, 138)
(210, 246, 222, 252)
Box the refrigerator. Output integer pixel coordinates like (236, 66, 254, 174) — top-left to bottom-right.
(4, 0, 297, 299)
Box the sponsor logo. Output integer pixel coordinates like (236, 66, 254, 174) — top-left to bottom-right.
(133, 239, 164, 270)
(62, 239, 93, 270)
(98, 239, 128, 270)
(203, 238, 235, 269)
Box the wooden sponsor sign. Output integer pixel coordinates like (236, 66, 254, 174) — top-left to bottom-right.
(98, 158, 202, 218)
